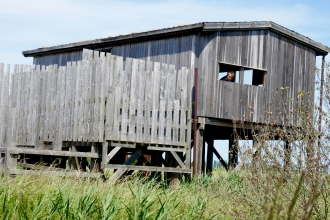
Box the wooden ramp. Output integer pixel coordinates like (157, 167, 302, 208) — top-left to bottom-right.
(0, 49, 194, 180)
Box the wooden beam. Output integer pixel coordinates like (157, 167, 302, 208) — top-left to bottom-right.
(170, 151, 185, 168)
(106, 164, 192, 173)
(209, 145, 228, 171)
(10, 169, 100, 178)
(107, 147, 121, 163)
(8, 148, 101, 158)
(102, 140, 108, 169)
(239, 67, 244, 84)
(18, 162, 64, 171)
(228, 139, 238, 170)
(108, 149, 143, 183)
(206, 139, 214, 173)
(195, 127, 204, 175)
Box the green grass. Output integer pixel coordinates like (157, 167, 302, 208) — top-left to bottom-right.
(0, 169, 329, 219)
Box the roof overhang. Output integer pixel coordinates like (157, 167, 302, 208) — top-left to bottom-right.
(22, 21, 330, 57)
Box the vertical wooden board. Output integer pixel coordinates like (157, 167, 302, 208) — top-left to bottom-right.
(158, 99, 166, 144)
(43, 66, 49, 142)
(185, 68, 194, 166)
(120, 57, 133, 141)
(165, 65, 176, 144)
(45, 65, 51, 142)
(63, 62, 71, 141)
(16, 67, 23, 144)
(83, 49, 93, 141)
(180, 67, 188, 145)
(18, 66, 25, 144)
(26, 66, 33, 145)
(78, 57, 86, 141)
(112, 56, 124, 141)
(72, 61, 78, 141)
(68, 62, 75, 141)
(10, 108, 18, 148)
(54, 66, 62, 149)
(92, 54, 100, 141)
(165, 101, 173, 145)
(33, 66, 41, 147)
(15, 68, 22, 142)
(50, 65, 58, 142)
(30, 65, 38, 146)
(136, 60, 146, 143)
(128, 58, 139, 142)
(88, 51, 97, 142)
(150, 62, 161, 143)
(59, 65, 67, 146)
(38, 66, 46, 145)
(93, 53, 102, 141)
(160, 63, 168, 100)
(105, 54, 116, 140)
(173, 100, 180, 145)
(98, 52, 106, 142)
(143, 60, 153, 143)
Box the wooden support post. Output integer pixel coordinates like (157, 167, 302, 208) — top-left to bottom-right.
(239, 67, 244, 84)
(202, 140, 206, 174)
(101, 140, 109, 170)
(5, 149, 18, 174)
(150, 151, 161, 180)
(90, 144, 101, 173)
(206, 139, 214, 174)
(0, 152, 5, 171)
(228, 139, 238, 170)
(195, 128, 204, 175)
(109, 149, 143, 183)
(284, 140, 291, 172)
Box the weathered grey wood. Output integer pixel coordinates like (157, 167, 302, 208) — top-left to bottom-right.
(10, 169, 100, 178)
(106, 164, 191, 173)
(180, 67, 188, 145)
(173, 100, 180, 144)
(136, 59, 146, 143)
(170, 151, 185, 168)
(128, 59, 139, 142)
(195, 122, 204, 175)
(106, 146, 121, 163)
(239, 67, 244, 84)
(98, 52, 106, 142)
(109, 149, 143, 183)
(5, 149, 17, 170)
(112, 56, 123, 141)
(9, 148, 101, 158)
(105, 54, 115, 140)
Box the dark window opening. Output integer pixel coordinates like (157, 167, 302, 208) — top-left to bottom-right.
(219, 62, 266, 86)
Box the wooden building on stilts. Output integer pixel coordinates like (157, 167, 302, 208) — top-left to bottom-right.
(0, 21, 329, 181)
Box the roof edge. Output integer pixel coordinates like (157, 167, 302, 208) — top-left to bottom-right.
(22, 21, 330, 57)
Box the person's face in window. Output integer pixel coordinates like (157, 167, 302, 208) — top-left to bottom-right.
(226, 74, 233, 81)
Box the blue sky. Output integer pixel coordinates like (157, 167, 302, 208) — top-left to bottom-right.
(1, 0, 329, 163)
(1, 0, 329, 65)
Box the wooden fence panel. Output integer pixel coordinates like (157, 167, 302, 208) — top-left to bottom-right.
(0, 49, 193, 150)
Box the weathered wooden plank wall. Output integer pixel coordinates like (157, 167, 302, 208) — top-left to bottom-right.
(31, 30, 317, 125)
(0, 49, 193, 149)
(33, 51, 83, 67)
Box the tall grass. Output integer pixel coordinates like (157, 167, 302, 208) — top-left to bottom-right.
(1, 169, 329, 219)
